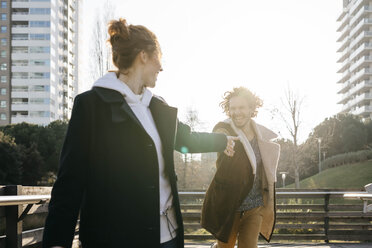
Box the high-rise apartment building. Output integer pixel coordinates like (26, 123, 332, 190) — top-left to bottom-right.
(337, 0, 372, 119)
(0, 0, 80, 126)
(0, 0, 11, 125)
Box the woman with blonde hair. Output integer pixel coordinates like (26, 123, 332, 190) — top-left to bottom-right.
(42, 18, 237, 248)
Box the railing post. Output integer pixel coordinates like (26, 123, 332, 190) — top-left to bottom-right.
(5, 185, 23, 248)
(324, 193, 330, 243)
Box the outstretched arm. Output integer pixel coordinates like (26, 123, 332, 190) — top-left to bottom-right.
(175, 121, 237, 156)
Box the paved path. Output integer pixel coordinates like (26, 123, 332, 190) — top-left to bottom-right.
(185, 243, 372, 248)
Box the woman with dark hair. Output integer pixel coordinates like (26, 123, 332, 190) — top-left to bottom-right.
(42, 18, 237, 248)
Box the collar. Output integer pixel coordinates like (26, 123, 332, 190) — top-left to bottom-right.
(92, 72, 153, 107)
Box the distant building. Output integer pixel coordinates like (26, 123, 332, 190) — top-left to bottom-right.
(0, 0, 81, 126)
(337, 0, 372, 119)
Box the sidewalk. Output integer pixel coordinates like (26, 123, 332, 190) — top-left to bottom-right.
(185, 243, 372, 248)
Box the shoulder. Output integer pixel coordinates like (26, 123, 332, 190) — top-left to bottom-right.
(213, 121, 234, 135)
(152, 94, 168, 104)
(75, 89, 97, 101)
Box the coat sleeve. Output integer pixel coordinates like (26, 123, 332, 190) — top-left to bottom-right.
(174, 121, 227, 153)
(43, 95, 90, 248)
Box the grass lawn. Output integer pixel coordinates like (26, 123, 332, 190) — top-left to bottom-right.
(287, 160, 372, 189)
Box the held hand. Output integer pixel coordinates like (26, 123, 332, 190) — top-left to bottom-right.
(224, 136, 239, 157)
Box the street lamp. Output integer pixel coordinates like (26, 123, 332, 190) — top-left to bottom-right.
(318, 138, 322, 173)
(280, 172, 288, 188)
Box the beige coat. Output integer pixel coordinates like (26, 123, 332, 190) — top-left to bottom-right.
(201, 120, 280, 242)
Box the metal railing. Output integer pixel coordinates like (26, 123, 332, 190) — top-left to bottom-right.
(1, 186, 372, 247)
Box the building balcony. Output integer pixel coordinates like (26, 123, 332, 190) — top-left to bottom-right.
(337, 68, 351, 85)
(12, 27, 50, 34)
(12, 14, 50, 21)
(11, 103, 29, 111)
(337, 24, 351, 42)
(348, 18, 372, 39)
(338, 80, 351, 94)
(338, 59, 350, 73)
(338, 80, 372, 103)
(337, 12, 350, 32)
(350, 0, 364, 16)
(349, 55, 372, 73)
(348, 30, 372, 52)
(349, 42, 372, 62)
(12, 2, 51, 8)
(337, 7, 348, 22)
(349, 68, 372, 85)
(341, 92, 372, 112)
(351, 105, 372, 115)
(11, 78, 50, 85)
(337, 37, 350, 53)
(337, 46, 352, 63)
(11, 66, 50, 73)
(350, 5, 372, 27)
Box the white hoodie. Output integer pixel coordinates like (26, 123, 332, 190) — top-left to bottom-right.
(93, 72, 178, 243)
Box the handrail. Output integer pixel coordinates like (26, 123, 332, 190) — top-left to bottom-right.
(179, 191, 365, 196)
(0, 195, 50, 206)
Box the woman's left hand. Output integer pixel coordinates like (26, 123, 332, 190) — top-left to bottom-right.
(224, 136, 239, 157)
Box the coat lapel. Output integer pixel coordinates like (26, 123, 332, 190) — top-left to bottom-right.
(149, 97, 178, 156)
(252, 121, 280, 185)
(93, 87, 145, 131)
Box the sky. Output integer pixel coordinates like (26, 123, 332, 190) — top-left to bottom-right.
(79, 0, 343, 143)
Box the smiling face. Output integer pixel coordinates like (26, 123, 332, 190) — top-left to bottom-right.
(143, 50, 163, 88)
(228, 95, 254, 128)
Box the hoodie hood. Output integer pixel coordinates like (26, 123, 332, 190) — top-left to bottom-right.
(92, 72, 153, 107)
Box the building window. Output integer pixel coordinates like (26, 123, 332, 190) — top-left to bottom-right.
(1, 38, 6, 46)
(1, 2, 6, 9)
(0, 113, 6, 120)
(1, 13, 6, 21)
(0, 88, 6, 95)
(29, 46, 50, 53)
(12, 21, 28, 28)
(30, 60, 50, 66)
(12, 86, 28, 92)
(12, 46, 28, 53)
(30, 72, 50, 79)
(29, 33, 50, 40)
(12, 60, 28, 66)
(0, 63, 7, 71)
(0, 101, 6, 108)
(30, 111, 50, 117)
(11, 72, 28, 79)
(12, 98, 28, 105)
(12, 34, 28, 40)
(29, 8, 51, 15)
(0, 50, 5, 58)
(0, 26, 6, 33)
(0, 76, 6, 83)
(30, 21, 50, 27)
(31, 85, 49, 92)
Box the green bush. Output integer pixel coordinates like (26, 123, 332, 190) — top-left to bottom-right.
(322, 149, 372, 170)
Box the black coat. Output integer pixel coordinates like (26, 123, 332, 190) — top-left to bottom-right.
(42, 87, 227, 248)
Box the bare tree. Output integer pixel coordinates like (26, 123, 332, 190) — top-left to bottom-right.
(274, 86, 305, 189)
(89, 0, 116, 81)
(181, 107, 203, 189)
